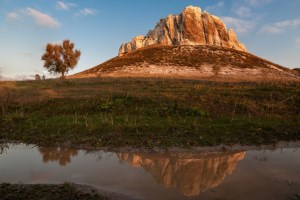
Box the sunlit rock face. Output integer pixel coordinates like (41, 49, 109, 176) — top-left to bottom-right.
(119, 6, 246, 56)
(118, 151, 246, 197)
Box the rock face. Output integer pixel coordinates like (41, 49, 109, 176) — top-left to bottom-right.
(119, 6, 246, 56)
(118, 151, 246, 197)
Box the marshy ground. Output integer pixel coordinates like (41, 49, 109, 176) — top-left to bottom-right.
(0, 77, 299, 148)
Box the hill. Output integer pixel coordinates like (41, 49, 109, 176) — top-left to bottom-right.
(71, 45, 297, 79)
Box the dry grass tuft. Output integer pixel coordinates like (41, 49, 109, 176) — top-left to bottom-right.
(0, 88, 15, 116)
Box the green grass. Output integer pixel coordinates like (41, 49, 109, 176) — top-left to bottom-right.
(0, 183, 104, 200)
(0, 77, 299, 147)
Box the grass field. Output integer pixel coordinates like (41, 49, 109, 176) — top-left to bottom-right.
(0, 77, 299, 148)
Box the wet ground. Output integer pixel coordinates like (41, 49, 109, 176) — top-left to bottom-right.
(0, 143, 299, 200)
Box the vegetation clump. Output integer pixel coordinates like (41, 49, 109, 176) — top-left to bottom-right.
(0, 183, 104, 200)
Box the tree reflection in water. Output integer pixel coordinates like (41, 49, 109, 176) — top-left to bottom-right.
(38, 147, 78, 166)
(0, 143, 9, 155)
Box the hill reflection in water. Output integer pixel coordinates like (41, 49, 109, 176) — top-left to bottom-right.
(117, 151, 246, 196)
(1, 143, 299, 200)
(35, 146, 245, 196)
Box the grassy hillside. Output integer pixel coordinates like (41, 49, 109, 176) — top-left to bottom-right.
(73, 45, 297, 78)
(0, 78, 299, 147)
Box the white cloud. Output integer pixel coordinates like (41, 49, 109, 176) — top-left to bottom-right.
(25, 8, 60, 28)
(6, 11, 21, 21)
(5, 8, 60, 28)
(205, 2, 224, 13)
(261, 18, 300, 34)
(231, 0, 272, 19)
(234, 6, 253, 18)
(76, 8, 96, 16)
(56, 1, 76, 11)
(57, 1, 69, 10)
(246, 0, 272, 7)
(222, 17, 255, 34)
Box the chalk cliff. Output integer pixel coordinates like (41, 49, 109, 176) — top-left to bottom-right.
(119, 6, 246, 56)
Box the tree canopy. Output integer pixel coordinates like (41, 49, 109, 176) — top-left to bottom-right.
(41, 40, 81, 78)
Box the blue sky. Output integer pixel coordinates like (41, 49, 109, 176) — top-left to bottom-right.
(0, 0, 300, 80)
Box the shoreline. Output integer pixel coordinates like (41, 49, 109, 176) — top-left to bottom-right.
(0, 183, 136, 200)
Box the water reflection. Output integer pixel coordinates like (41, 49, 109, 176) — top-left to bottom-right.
(35, 145, 246, 196)
(0, 143, 9, 155)
(0, 144, 299, 200)
(118, 151, 245, 196)
(38, 147, 78, 166)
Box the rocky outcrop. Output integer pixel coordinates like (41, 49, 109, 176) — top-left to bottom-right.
(119, 6, 246, 56)
(118, 151, 246, 197)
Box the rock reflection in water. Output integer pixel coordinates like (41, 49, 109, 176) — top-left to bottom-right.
(38, 147, 78, 166)
(118, 151, 245, 197)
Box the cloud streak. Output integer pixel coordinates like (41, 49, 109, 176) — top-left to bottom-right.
(233, 6, 253, 18)
(6, 11, 21, 21)
(203, 0, 273, 35)
(260, 18, 300, 34)
(56, 1, 76, 11)
(222, 17, 255, 34)
(205, 2, 224, 13)
(6, 8, 60, 28)
(76, 8, 96, 16)
(25, 8, 60, 28)
(232, 0, 272, 18)
(57, 1, 69, 10)
(246, 0, 272, 7)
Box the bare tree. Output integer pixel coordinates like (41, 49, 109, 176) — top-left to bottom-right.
(41, 40, 81, 78)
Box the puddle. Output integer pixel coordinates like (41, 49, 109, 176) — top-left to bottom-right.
(0, 143, 299, 200)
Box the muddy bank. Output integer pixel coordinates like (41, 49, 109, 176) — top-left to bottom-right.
(0, 183, 137, 200)
(1, 139, 299, 155)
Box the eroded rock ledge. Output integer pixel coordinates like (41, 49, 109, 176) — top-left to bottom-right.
(119, 6, 246, 56)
